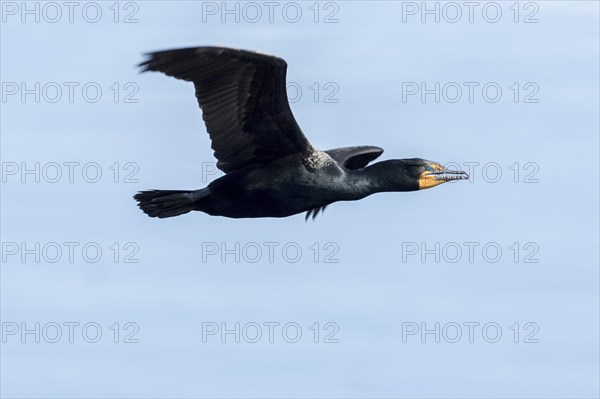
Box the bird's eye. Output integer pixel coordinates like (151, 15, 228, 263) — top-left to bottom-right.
(426, 165, 433, 172)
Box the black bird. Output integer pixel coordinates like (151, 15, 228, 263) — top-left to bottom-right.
(134, 47, 469, 220)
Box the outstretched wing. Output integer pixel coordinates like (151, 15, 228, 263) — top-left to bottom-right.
(305, 146, 384, 220)
(325, 146, 384, 169)
(140, 46, 313, 173)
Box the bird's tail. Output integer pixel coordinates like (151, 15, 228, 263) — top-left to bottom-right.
(134, 189, 201, 218)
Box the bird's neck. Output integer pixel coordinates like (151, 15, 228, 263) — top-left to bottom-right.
(347, 160, 418, 198)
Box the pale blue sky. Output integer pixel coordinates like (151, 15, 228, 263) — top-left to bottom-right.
(1, 1, 599, 398)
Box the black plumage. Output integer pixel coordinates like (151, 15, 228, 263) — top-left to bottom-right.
(134, 46, 468, 220)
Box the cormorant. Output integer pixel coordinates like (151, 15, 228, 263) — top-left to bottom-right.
(134, 47, 469, 220)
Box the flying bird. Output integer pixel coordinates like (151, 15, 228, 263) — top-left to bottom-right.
(134, 46, 468, 220)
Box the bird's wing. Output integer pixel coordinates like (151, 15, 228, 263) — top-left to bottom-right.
(305, 146, 383, 220)
(325, 146, 384, 169)
(140, 47, 313, 173)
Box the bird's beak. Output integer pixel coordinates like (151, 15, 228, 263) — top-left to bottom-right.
(419, 168, 469, 190)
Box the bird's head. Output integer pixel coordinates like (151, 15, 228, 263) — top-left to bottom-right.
(401, 158, 469, 190)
